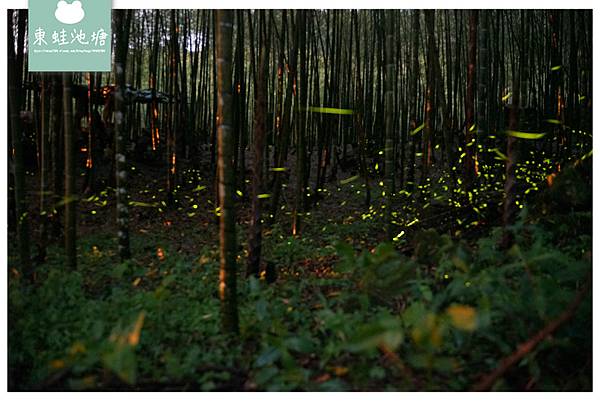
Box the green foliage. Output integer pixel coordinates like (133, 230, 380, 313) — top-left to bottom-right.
(337, 242, 417, 303)
(336, 212, 591, 390)
(8, 202, 591, 391)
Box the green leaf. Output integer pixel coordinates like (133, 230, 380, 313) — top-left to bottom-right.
(369, 366, 386, 379)
(318, 378, 349, 391)
(285, 336, 315, 354)
(334, 241, 354, 261)
(402, 302, 429, 326)
(256, 298, 269, 321)
(103, 345, 136, 384)
(348, 317, 403, 352)
(248, 276, 261, 294)
(432, 356, 457, 373)
(254, 366, 279, 386)
(256, 347, 281, 367)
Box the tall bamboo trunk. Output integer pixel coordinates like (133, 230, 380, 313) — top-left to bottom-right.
(38, 74, 50, 264)
(384, 12, 395, 241)
(292, 10, 308, 237)
(247, 15, 268, 278)
(216, 9, 239, 334)
(8, 10, 31, 275)
(407, 10, 420, 192)
(63, 72, 77, 269)
(114, 9, 132, 260)
(270, 11, 297, 224)
(501, 10, 523, 249)
(464, 10, 478, 187)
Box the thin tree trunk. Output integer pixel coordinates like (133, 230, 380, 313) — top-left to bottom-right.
(63, 72, 77, 269)
(215, 9, 239, 334)
(422, 10, 435, 184)
(501, 10, 523, 249)
(8, 10, 31, 275)
(114, 9, 132, 260)
(407, 10, 420, 192)
(247, 13, 268, 278)
(38, 74, 50, 265)
(384, 11, 395, 241)
(464, 10, 478, 187)
(270, 10, 297, 224)
(292, 10, 308, 237)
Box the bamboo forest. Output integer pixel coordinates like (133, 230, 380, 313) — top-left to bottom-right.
(7, 9, 593, 391)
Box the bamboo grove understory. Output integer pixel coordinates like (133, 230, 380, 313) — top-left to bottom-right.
(7, 10, 593, 386)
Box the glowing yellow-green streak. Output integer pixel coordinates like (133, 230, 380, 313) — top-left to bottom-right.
(307, 106, 353, 115)
(506, 130, 547, 140)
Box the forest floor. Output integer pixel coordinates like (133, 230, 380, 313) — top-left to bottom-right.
(7, 149, 593, 391)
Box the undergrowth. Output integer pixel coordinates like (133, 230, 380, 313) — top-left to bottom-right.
(8, 206, 591, 391)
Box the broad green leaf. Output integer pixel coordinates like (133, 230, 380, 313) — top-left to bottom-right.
(256, 346, 281, 367)
(103, 346, 136, 384)
(348, 317, 404, 352)
(285, 336, 315, 354)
